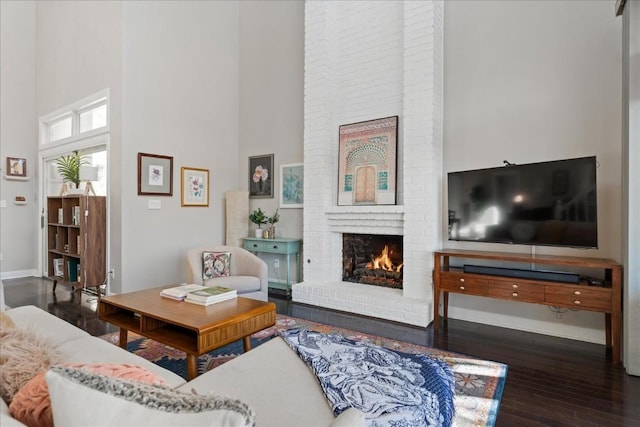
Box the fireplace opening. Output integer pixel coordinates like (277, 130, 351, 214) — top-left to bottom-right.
(342, 233, 403, 289)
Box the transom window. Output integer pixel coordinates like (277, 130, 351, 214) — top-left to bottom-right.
(40, 91, 108, 146)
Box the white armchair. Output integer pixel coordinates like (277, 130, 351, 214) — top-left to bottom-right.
(186, 246, 268, 301)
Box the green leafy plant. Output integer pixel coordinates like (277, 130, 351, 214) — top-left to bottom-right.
(55, 151, 89, 189)
(249, 208, 268, 229)
(267, 208, 280, 225)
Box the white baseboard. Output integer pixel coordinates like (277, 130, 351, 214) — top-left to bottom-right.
(0, 269, 39, 280)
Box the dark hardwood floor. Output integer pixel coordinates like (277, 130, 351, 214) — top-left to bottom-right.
(3, 277, 638, 426)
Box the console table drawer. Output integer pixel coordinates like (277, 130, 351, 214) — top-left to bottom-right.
(545, 286, 612, 311)
(488, 285, 544, 303)
(440, 273, 488, 295)
(244, 240, 298, 254)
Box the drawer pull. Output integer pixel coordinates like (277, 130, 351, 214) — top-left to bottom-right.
(272, 245, 279, 249)
(252, 244, 258, 248)
(512, 284, 519, 289)
(574, 290, 581, 296)
(512, 292, 518, 297)
(574, 300, 581, 305)
(459, 286, 465, 290)
(459, 278, 465, 283)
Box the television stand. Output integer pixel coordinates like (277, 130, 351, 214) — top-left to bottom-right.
(432, 249, 622, 365)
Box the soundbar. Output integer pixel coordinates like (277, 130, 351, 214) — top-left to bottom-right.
(463, 264, 580, 284)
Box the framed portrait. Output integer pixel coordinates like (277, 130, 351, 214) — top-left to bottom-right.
(337, 116, 398, 206)
(138, 152, 173, 196)
(181, 167, 209, 207)
(280, 163, 303, 208)
(249, 154, 274, 198)
(6, 157, 27, 178)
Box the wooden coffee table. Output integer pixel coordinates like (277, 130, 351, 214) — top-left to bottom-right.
(98, 286, 276, 379)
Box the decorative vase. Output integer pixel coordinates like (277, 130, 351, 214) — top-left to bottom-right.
(254, 228, 263, 238)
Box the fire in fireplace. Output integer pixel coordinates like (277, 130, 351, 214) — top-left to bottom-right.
(342, 233, 403, 289)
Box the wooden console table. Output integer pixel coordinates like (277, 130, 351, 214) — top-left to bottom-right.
(244, 237, 301, 296)
(432, 249, 622, 365)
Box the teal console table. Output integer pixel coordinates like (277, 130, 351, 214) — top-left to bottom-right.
(243, 237, 302, 296)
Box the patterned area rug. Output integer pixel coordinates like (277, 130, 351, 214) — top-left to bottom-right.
(99, 314, 507, 427)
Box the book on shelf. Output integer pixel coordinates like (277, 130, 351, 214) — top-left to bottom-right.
(72, 206, 80, 225)
(184, 291, 237, 306)
(67, 259, 79, 282)
(58, 208, 63, 224)
(53, 258, 64, 277)
(160, 284, 206, 301)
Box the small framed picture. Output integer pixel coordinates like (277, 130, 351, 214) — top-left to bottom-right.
(249, 154, 274, 199)
(6, 157, 27, 178)
(138, 152, 173, 196)
(181, 167, 210, 207)
(280, 163, 303, 208)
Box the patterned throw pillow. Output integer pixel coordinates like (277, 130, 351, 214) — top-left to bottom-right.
(45, 366, 255, 427)
(202, 252, 231, 280)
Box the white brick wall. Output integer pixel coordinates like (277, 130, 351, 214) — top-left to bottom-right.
(296, 1, 443, 327)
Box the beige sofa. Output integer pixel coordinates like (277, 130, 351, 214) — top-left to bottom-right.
(186, 246, 269, 301)
(1, 305, 364, 427)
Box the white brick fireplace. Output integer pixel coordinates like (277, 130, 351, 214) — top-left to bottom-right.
(292, 1, 444, 327)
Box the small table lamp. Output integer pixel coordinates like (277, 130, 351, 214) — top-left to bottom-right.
(80, 166, 99, 196)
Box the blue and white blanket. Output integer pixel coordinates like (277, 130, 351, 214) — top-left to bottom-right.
(280, 329, 455, 427)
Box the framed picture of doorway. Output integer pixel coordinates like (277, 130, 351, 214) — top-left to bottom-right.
(337, 116, 398, 206)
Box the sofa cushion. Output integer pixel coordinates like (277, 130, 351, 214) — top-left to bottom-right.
(45, 366, 255, 427)
(203, 276, 260, 294)
(0, 327, 62, 404)
(181, 337, 338, 427)
(202, 252, 232, 279)
(10, 363, 170, 427)
(1, 399, 26, 427)
(56, 336, 186, 388)
(6, 306, 88, 347)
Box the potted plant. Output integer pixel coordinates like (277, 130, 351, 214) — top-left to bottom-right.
(267, 208, 280, 239)
(249, 208, 268, 238)
(56, 151, 89, 194)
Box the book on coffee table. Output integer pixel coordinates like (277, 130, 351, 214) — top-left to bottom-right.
(160, 284, 206, 301)
(184, 292, 237, 306)
(185, 285, 237, 305)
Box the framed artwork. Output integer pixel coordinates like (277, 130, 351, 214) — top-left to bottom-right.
(181, 167, 209, 207)
(337, 116, 398, 206)
(280, 163, 303, 208)
(138, 152, 173, 196)
(249, 154, 274, 198)
(6, 157, 27, 178)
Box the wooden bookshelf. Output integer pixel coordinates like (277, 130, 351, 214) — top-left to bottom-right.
(47, 196, 106, 296)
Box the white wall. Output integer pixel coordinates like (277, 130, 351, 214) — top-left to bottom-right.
(120, 1, 241, 292)
(622, 0, 640, 375)
(239, 0, 304, 241)
(0, 1, 37, 278)
(443, 1, 622, 343)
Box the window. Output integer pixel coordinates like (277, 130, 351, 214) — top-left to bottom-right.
(41, 91, 109, 146)
(48, 115, 72, 142)
(79, 103, 107, 133)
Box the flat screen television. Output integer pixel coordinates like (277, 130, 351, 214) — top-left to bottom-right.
(447, 156, 598, 248)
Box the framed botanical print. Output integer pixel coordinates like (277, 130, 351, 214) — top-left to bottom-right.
(138, 153, 173, 196)
(181, 167, 209, 207)
(249, 154, 274, 199)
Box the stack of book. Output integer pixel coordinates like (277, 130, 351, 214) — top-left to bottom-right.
(184, 285, 237, 306)
(160, 284, 206, 301)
